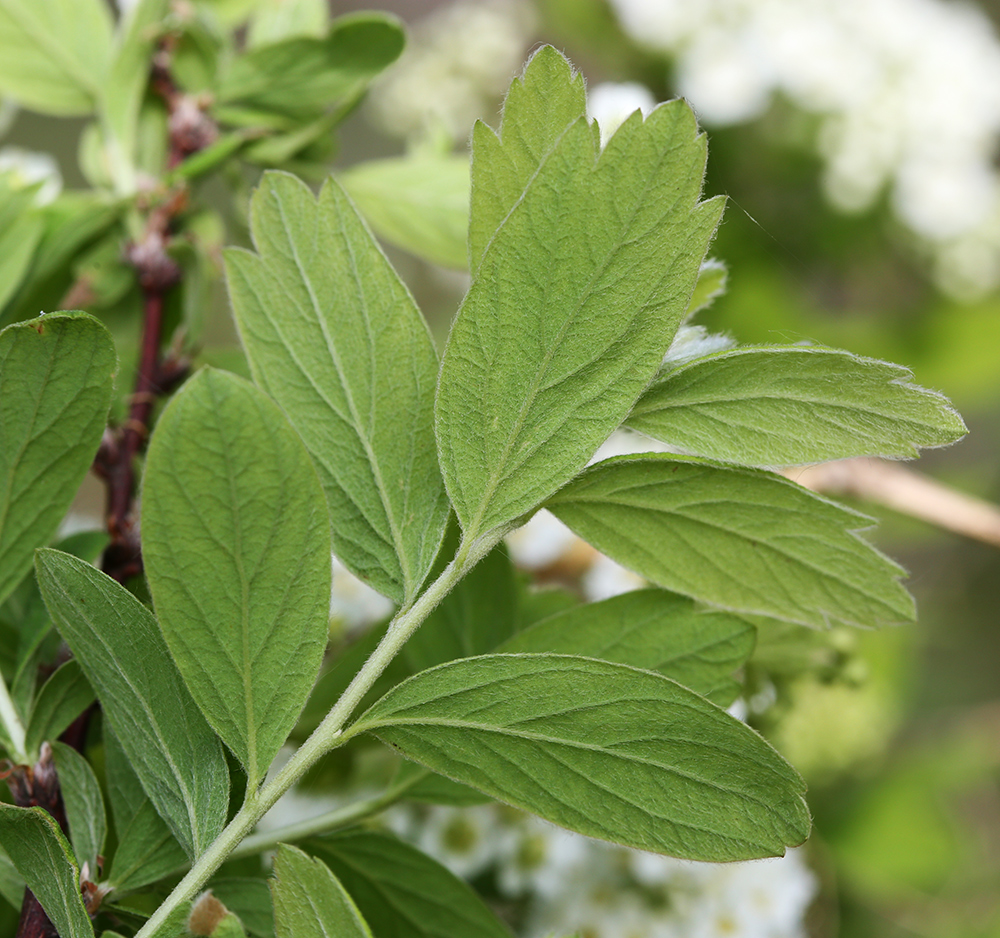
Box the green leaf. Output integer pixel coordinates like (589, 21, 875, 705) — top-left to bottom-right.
(25, 660, 95, 759)
(627, 346, 968, 466)
(247, 0, 326, 47)
(0, 0, 113, 115)
(0, 843, 25, 909)
(50, 741, 106, 875)
(271, 844, 374, 938)
(468, 46, 586, 272)
(217, 12, 404, 119)
(0, 312, 115, 607)
(105, 724, 188, 892)
(0, 804, 92, 937)
(547, 454, 915, 629)
(0, 211, 44, 312)
(210, 878, 274, 937)
(225, 172, 448, 602)
(339, 155, 470, 269)
(353, 654, 809, 861)
(686, 258, 727, 315)
(436, 47, 724, 540)
(404, 521, 518, 672)
(394, 761, 492, 807)
(499, 589, 754, 706)
(34, 550, 229, 859)
(142, 369, 331, 785)
(307, 830, 512, 938)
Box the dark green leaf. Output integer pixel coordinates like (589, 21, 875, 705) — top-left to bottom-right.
(50, 741, 105, 875)
(26, 661, 95, 758)
(143, 368, 332, 786)
(546, 455, 915, 628)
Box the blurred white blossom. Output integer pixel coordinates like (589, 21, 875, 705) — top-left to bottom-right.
(608, 0, 1000, 296)
(329, 555, 394, 631)
(0, 146, 62, 204)
(588, 81, 656, 144)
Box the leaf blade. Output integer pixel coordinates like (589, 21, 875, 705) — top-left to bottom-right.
(50, 741, 106, 876)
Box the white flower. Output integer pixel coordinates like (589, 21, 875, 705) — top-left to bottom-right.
(588, 81, 657, 144)
(0, 146, 61, 204)
(329, 555, 394, 631)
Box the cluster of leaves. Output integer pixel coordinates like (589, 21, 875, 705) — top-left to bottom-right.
(0, 10, 967, 938)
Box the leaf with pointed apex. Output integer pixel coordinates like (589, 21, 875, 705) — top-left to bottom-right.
(271, 844, 373, 938)
(547, 455, 914, 629)
(628, 346, 967, 466)
(0, 311, 115, 607)
(143, 368, 332, 786)
(499, 589, 754, 706)
(354, 654, 809, 861)
(25, 660, 95, 758)
(50, 741, 105, 875)
(0, 0, 113, 115)
(437, 48, 724, 541)
(226, 172, 448, 602)
(340, 154, 470, 269)
(0, 804, 92, 938)
(34, 549, 229, 858)
(307, 830, 512, 938)
(469, 45, 587, 271)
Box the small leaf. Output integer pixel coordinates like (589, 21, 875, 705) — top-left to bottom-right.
(50, 741, 106, 875)
(627, 346, 968, 465)
(499, 588, 754, 706)
(226, 172, 448, 602)
(353, 654, 809, 861)
(0, 311, 116, 607)
(307, 830, 512, 938)
(0, 0, 113, 115)
(105, 724, 188, 892)
(35, 549, 229, 858)
(339, 154, 471, 269)
(25, 660, 95, 758)
(271, 844, 373, 938)
(436, 47, 724, 540)
(0, 804, 92, 938)
(142, 368, 332, 785)
(547, 455, 915, 629)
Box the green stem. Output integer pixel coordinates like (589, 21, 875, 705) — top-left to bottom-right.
(0, 675, 27, 764)
(134, 534, 493, 938)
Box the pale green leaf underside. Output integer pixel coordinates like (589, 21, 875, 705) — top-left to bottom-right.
(0, 804, 93, 938)
(628, 346, 968, 465)
(0, 0, 113, 115)
(498, 588, 754, 706)
(51, 741, 106, 875)
(355, 653, 809, 861)
(437, 47, 723, 540)
(271, 844, 374, 938)
(547, 455, 914, 629)
(308, 830, 512, 938)
(35, 550, 229, 858)
(339, 155, 471, 269)
(143, 368, 332, 785)
(226, 171, 448, 602)
(0, 311, 115, 608)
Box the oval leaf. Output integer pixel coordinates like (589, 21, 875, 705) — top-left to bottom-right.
(51, 741, 106, 875)
(0, 311, 115, 607)
(143, 368, 332, 785)
(353, 653, 810, 861)
(225, 172, 448, 603)
(34, 549, 229, 858)
(628, 346, 968, 465)
(547, 455, 915, 629)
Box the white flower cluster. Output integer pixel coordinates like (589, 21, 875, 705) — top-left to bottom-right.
(608, 0, 1000, 297)
(0, 146, 62, 205)
(366, 0, 536, 146)
(386, 802, 817, 938)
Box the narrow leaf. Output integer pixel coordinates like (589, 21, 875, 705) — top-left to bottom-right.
(0, 804, 92, 938)
(498, 588, 754, 705)
(628, 346, 968, 465)
(143, 368, 332, 785)
(547, 455, 915, 628)
(354, 654, 809, 861)
(339, 154, 471, 269)
(50, 741, 106, 875)
(26, 660, 95, 758)
(34, 549, 229, 858)
(0, 311, 116, 607)
(436, 47, 724, 540)
(307, 830, 512, 938)
(271, 843, 373, 938)
(226, 172, 448, 602)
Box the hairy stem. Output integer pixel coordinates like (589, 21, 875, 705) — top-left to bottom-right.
(134, 533, 497, 937)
